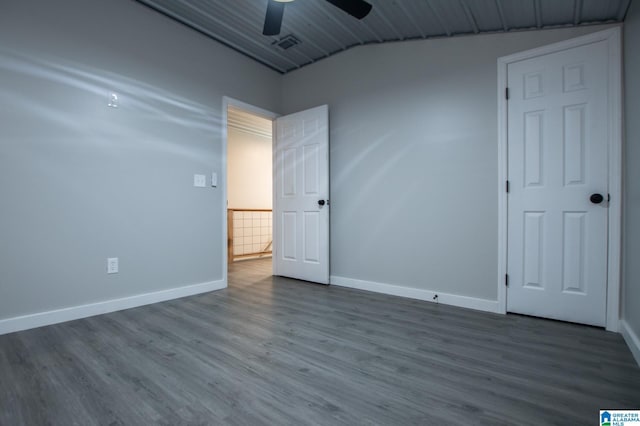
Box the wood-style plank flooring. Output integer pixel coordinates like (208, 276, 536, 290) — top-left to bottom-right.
(1, 258, 638, 425)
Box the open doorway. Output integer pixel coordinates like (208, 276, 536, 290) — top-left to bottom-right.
(222, 98, 330, 287)
(223, 99, 277, 278)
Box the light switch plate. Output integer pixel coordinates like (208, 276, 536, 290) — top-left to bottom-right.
(211, 172, 217, 187)
(193, 174, 206, 187)
(107, 257, 119, 274)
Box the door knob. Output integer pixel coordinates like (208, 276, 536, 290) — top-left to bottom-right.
(318, 200, 325, 206)
(590, 193, 604, 204)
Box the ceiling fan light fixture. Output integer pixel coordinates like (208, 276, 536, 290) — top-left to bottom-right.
(263, 0, 372, 36)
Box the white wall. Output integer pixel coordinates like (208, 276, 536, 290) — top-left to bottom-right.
(623, 0, 640, 362)
(0, 0, 280, 326)
(227, 127, 273, 210)
(282, 24, 617, 303)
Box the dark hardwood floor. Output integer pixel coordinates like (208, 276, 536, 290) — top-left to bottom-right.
(1, 258, 638, 425)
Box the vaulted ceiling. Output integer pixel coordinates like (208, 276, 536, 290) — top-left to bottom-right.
(135, 0, 632, 74)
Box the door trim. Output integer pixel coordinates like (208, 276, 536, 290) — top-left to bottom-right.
(496, 27, 622, 331)
(221, 97, 278, 285)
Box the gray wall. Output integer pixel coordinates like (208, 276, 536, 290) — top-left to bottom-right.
(0, 0, 280, 319)
(624, 1, 640, 339)
(282, 25, 617, 301)
(0, 0, 630, 323)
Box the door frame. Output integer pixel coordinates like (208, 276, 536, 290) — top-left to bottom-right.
(221, 97, 278, 285)
(496, 27, 622, 332)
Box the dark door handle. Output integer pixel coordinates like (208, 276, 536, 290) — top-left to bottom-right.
(318, 200, 325, 206)
(590, 193, 604, 204)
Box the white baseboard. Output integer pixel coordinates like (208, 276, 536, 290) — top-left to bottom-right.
(330, 276, 500, 314)
(620, 320, 640, 367)
(0, 279, 226, 336)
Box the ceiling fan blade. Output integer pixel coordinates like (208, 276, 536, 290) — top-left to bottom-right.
(324, 0, 373, 19)
(263, 0, 285, 36)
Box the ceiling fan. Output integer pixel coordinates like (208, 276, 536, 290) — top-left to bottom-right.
(263, 0, 373, 36)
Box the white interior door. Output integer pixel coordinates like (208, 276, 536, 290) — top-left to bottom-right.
(274, 105, 329, 284)
(507, 40, 609, 326)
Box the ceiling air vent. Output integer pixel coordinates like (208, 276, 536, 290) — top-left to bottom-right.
(273, 34, 300, 50)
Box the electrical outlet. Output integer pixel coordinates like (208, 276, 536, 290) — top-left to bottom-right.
(107, 257, 119, 274)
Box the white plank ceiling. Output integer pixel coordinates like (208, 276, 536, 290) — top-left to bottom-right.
(136, 0, 632, 73)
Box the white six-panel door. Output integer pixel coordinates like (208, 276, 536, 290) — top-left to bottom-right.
(274, 105, 329, 284)
(507, 41, 609, 326)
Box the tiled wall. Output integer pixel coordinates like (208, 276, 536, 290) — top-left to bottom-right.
(232, 210, 272, 257)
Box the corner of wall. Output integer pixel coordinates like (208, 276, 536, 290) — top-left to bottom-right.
(622, 0, 640, 365)
(621, 320, 640, 367)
